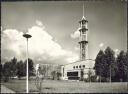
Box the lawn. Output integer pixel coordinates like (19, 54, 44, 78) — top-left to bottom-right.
(1, 79, 128, 93)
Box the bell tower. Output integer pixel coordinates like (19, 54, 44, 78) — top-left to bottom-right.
(79, 4, 88, 61)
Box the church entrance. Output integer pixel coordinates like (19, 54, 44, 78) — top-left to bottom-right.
(67, 71, 79, 80)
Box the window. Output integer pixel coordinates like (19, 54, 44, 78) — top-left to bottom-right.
(76, 66, 78, 68)
(79, 65, 81, 68)
(83, 65, 85, 68)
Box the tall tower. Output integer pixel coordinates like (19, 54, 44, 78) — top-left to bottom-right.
(79, 4, 88, 61)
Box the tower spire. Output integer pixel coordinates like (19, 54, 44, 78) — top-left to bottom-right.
(82, 3, 85, 19)
(83, 3, 84, 17)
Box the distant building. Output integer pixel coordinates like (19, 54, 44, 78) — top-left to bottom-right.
(35, 63, 61, 79)
(61, 4, 95, 80)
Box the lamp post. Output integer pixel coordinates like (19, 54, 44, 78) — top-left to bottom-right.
(23, 33, 32, 93)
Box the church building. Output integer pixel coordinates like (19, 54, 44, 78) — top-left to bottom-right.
(61, 4, 95, 80)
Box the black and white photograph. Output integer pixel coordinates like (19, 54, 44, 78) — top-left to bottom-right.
(1, 0, 128, 93)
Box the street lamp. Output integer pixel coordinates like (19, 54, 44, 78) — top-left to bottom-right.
(23, 33, 32, 93)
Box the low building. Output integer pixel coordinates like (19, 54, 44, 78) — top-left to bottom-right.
(61, 59, 95, 80)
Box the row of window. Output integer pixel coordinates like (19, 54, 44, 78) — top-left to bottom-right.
(73, 65, 85, 69)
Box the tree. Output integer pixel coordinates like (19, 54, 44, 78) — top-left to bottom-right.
(38, 65, 52, 79)
(88, 69, 93, 82)
(116, 51, 127, 82)
(103, 47, 116, 82)
(1, 64, 3, 80)
(90, 75, 97, 82)
(51, 71, 56, 80)
(126, 51, 128, 81)
(94, 50, 105, 82)
(39, 65, 47, 77)
(2, 61, 11, 82)
(17, 60, 24, 79)
(56, 72, 61, 80)
(24, 58, 34, 77)
(2, 57, 17, 81)
(10, 57, 17, 78)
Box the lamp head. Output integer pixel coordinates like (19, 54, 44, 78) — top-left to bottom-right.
(23, 33, 32, 39)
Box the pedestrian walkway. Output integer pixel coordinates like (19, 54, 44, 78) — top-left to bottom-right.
(1, 85, 15, 93)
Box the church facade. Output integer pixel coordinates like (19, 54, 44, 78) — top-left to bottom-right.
(61, 60, 95, 80)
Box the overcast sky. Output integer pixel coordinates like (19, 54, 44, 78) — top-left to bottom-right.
(1, 1, 127, 65)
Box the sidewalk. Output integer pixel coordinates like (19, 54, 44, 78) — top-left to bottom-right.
(1, 85, 15, 93)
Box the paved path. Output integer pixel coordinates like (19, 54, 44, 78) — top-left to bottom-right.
(1, 85, 15, 93)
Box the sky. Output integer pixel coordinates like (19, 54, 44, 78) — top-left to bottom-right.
(1, 0, 127, 65)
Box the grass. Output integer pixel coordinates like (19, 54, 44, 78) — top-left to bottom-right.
(1, 79, 128, 93)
